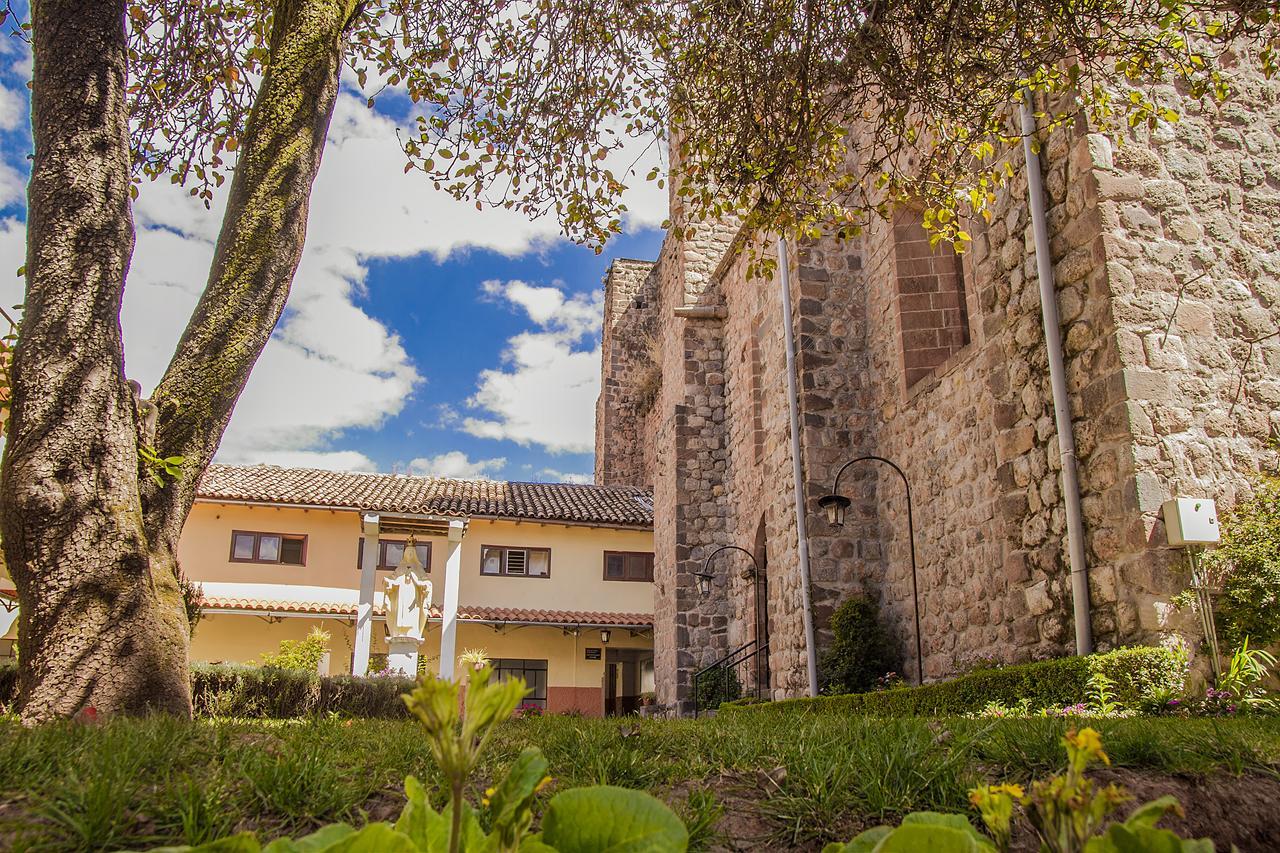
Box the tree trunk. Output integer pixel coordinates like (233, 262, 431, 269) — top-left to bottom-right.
(141, 0, 358, 572)
(2, 0, 356, 720)
(0, 0, 190, 721)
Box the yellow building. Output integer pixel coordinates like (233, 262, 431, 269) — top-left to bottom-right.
(2, 464, 657, 716)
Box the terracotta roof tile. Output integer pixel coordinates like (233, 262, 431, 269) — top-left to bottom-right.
(198, 593, 651, 627)
(197, 464, 654, 528)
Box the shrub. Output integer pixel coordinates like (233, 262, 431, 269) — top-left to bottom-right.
(819, 594, 894, 694)
(694, 665, 741, 711)
(257, 626, 330, 672)
(725, 646, 1188, 718)
(1087, 645, 1188, 708)
(1201, 472, 1280, 647)
(0, 661, 15, 711)
(192, 663, 414, 719)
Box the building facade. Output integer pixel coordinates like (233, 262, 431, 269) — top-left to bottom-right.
(596, 67, 1280, 712)
(3, 464, 658, 716)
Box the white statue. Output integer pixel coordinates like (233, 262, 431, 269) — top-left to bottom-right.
(383, 536, 432, 641)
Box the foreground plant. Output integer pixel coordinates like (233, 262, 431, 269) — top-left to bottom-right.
(148, 667, 688, 852)
(824, 728, 1215, 853)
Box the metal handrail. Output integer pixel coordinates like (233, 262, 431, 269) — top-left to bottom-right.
(692, 639, 769, 717)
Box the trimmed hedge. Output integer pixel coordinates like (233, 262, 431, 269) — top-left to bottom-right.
(0, 662, 415, 719)
(724, 646, 1187, 718)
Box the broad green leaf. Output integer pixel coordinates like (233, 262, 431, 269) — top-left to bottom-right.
(899, 812, 992, 847)
(488, 747, 550, 845)
(822, 825, 892, 852)
(866, 823, 993, 852)
(263, 823, 359, 852)
(148, 833, 263, 853)
(1085, 825, 1216, 853)
(1121, 795, 1182, 830)
(518, 836, 558, 853)
(540, 786, 688, 852)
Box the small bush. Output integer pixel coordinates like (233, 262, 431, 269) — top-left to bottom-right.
(724, 646, 1188, 718)
(192, 663, 414, 719)
(819, 595, 894, 694)
(257, 626, 330, 672)
(1087, 645, 1187, 708)
(1202, 471, 1280, 647)
(694, 665, 741, 710)
(0, 661, 15, 711)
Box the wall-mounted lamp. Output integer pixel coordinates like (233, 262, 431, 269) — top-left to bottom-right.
(820, 454, 924, 685)
(600, 629, 611, 645)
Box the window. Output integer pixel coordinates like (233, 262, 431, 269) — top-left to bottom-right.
(892, 205, 971, 388)
(604, 551, 654, 582)
(494, 658, 548, 708)
(480, 545, 550, 578)
(230, 531, 306, 565)
(356, 539, 431, 571)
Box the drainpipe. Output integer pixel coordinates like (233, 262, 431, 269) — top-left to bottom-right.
(1019, 92, 1093, 656)
(777, 237, 821, 696)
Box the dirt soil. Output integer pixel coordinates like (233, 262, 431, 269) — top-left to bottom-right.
(673, 769, 1280, 852)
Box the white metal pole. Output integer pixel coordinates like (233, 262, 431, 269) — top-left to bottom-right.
(1020, 92, 1093, 656)
(777, 237, 821, 697)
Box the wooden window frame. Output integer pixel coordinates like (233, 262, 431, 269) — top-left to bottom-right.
(355, 538, 432, 572)
(229, 530, 308, 566)
(479, 544, 552, 579)
(603, 550, 655, 583)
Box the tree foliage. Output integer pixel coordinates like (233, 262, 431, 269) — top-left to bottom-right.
(1202, 472, 1280, 647)
(123, 0, 1279, 253)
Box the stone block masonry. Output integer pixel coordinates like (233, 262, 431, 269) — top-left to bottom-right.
(596, 54, 1279, 707)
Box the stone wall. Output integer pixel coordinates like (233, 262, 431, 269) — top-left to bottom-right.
(596, 258, 658, 488)
(597, 58, 1280, 703)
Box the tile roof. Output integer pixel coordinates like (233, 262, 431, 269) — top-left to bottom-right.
(198, 593, 652, 627)
(197, 464, 654, 528)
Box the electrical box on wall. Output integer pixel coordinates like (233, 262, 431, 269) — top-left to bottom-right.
(1162, 498, 1220, 547)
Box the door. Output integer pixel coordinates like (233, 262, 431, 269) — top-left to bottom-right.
(604, 662, 619, 716)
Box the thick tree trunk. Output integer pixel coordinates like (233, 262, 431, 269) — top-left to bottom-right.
(0, 0, 190, 721)
(142, 0, 357, 563)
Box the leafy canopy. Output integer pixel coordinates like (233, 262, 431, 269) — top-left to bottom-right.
(124, 0, 1278, 252)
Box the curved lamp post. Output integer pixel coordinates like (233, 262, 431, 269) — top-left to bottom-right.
(694, 544, 766, 704)
(818, 455, 924, 685)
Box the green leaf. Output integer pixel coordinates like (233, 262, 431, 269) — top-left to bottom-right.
(147, 832, 263, 852)
(394, 776, 448, 850)
(1085, 824, 1216, 853)
(823, 825, 892, 852)
(867, 822, 993, 852)
(488, 747, 550, 846)
(262, 824, 359, 852)
(540, 786, 688, 852)
(1121, 796, 1181, 830)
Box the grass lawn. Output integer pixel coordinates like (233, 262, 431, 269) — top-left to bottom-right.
(1, 713, 1279, 851)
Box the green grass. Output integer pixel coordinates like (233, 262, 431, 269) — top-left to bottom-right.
(0, 714, 1277, 851)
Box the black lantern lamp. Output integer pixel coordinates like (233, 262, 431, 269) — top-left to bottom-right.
(819, 455, 925, 685)
(818, 493, 853, 527)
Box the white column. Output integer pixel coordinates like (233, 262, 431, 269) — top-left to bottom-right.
(438, 519, 465, 680)
(353, 512, 380, 676)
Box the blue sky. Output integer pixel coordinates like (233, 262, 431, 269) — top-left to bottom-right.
(0, 25, 666, 485)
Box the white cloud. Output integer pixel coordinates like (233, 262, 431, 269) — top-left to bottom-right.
(0, 73, 664, 470)
(539, 468, 593, 485)
(228, 450, 378, 472)
(407, 451, 507, 479)
(462, 280, 602, 454)
(0, 84, 24, 132)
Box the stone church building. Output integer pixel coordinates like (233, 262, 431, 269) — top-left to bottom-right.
(594, 65, 1280, 712)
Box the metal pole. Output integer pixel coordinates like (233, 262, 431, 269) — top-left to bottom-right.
(1020, 91, 1093, 656)
(777, 237, 821, 698)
